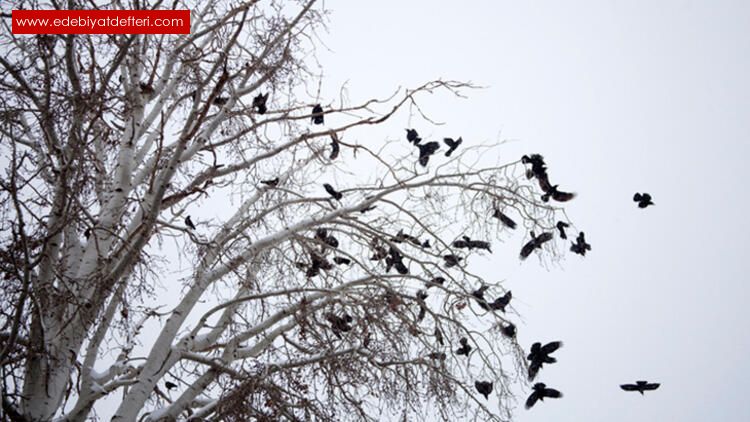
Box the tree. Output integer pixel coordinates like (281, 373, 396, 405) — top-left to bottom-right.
(0, 1, 576, 421)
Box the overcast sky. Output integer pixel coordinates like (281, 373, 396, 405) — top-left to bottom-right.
(317, 1, 750, 420)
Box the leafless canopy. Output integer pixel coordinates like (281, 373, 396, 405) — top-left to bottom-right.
(0, 1, 573, 421)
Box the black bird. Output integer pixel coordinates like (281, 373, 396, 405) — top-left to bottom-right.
(252, 92, 268, 114)
(570, 231, 591, 256)
(427, 352, 446, 361)
(541, 185, 576, 202)
(434, 327, 444, 346)
(422, 239, 431, 248)
(417, 290, 429, 322)
(490, 291, 512, 312)
(323, 183, 343, 200)
(333, 256, 351, 266)
(519, 231, 554, 260)
(307, 253, 333, 278)
(185, 216, 196, 230)
(527, 341, 563, 380)
(385, 246, 409, 275)
(406, 128, 421, 145)
(212, 96, 229, 106)
(456, 337, 472, 356)
(84, 228, 91, 239)
(453, 236, 492, 253)
(443, 254, 463, 268)
(556, 221, 570, 239)
(370, 245, 388, 261)
(164, 381, 177, 390)
(139, 82, 155, 96)
(311, 104, 324, 125)
(315, 228, 339, 249)
(525, 383, 563, 409)
(391, 229, 422, 246)
(426, 277, 445, 289)
(329, 132, 340, 160)
(443, 137, 463, 157)
(633, 193, 654, 208)
(521, 154, 548, 184)
(475, 381, 493, 400)
(260, 177, 279, 187)
(472, 285, 491, 310)
(620, 381, 660, 395)
(492, 208, 517, 229)
(325, 312, 353, 336)
(500, 322, 517, 339)
(417, 141, 440, 167)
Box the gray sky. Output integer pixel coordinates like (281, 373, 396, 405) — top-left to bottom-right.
(318, 1, 750, 420)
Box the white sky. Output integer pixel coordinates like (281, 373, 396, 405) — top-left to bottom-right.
(317, 1, 750, 420)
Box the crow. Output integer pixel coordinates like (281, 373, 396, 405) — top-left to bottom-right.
(329, 132, 340, 160)
(311, 104, 324, 125)
(422, 239, 431, 248)
(252, 92, 268, 114)
(333, 256, 351, 266)
(475, 381, 493, 400)
(417, 141, 440, 167)
(519, 231, 554, 260)
(472, 285, 491, 310)
(325, 312, 353, 336)
(525, 383, 563, 409)
(306, 253, 333, 278)
(391, 229, 422, 246)
(541, 185, 576, 202)
(417, 290, 429, 322)
(323, 183, 343, 200)
(500, 322, 517, 338)
(556, 221, 570, 239)
(633, 193, 654, 208)
(620, 381, 660, 395)
(164, 381, 177, 390)
(522, 154, 548, 182)
(453, 236, 492, 253)
(443, 254, 463, 268)
(260, 177, 279, 187)
(456, 337, 472, 356)
(443, 137, 463, 157)
(426, 277, 445, 289)
(406, 128, 421, 145)
(490, 291, 512, 312)
(570, 232, 591, 256)
(212, 96, 229, 106)
(434, 327, 444, 346)
(185, 216, 196, 230)
(527, 341, 563, 380)
(315, 228, 339, 249)
(386, 246, 409, 275)
(492, 208, 517, 229)
(84, 228, 91, 239)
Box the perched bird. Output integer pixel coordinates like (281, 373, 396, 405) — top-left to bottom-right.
(556, 221, 570, 239)
(519, 231, 554, 260)
(417, 290, 429, 322)
(443, 254, 463, 268)
(385, 246, 409, 275)
(434, 327, 444, 346)
(570, 232, 591, 256)
(500, 322, 517, 338)
(406, 128, 421, 145)
(417, 141, 440, 167)
(527, 341, 563, 380)
(333, 256, 351, 266)
(391, 229, 422, 246)
(252, 92, 268, 114)
(492, 208, 517, 229)
(525, 383, 563, 409)
(633, 192, 654, 208)
(426, 277, 445, 289)
(443, 137, 463, 157)
(311, 104, 324, 125)
(475, 381, 493, 400)
(541, 185, 576, 202)
(323, 183, 343, 200)
(620, 381, 660, 395)
(185, 216, 196, 230)
(325, 312, 353, 336)
(489, 291, 512, 312)
(453, 236, 492, 253)
(329, 132, 340, 160)
(456, 337, 472, 356)
(164, 381, 177, 391)
(315, 228, 339, 249)
(212, 96, 229, 106)
(306, 253, 333, 278)
(472, 285, 490, 310)
(84, 228, 91, 239)
(421, 239, 431, 248)
(260, 177, 279, 187)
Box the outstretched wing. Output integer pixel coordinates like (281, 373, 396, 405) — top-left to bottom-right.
(525, 391, 540, 409)
(543, 388, 563, 399)
(620, 384, 639, 391)
(520, 239, 537, 259)
(493, 209, 517, 229)
(541, 341, 563, 354)
(643, 383, 660, 391)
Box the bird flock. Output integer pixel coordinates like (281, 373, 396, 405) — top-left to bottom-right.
(176, 109, 660, 412)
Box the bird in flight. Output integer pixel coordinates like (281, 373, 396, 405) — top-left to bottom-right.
(541, 184, 576, 203)
(519, 231, 554, 260)
(527, 341, 563, 380)
(456, 337, 472, 356)
(333, 256, 351, 266)
(185, 216, 196, 230)
(323, 183, 343, 200)
(620, 381, 660, 395)
(475, 381, 493, 400)
(311, 104, 325, 125)
(633, 193, 654, 208)
(452, 236, 492, 253)
(260, 177, 279, 187)
(252, 92, 268, 114)
(443, 254, 463, 268)
(329, 132, 340, 160)
(525, 382, 563, 409)
(492, 208, 517, 229)
(443, 137, 463, 157)
(406, 128, 421, 145)
(570, 231, 591, 256)
(556, 221, 570, 239)
(417, 141, 440, 167)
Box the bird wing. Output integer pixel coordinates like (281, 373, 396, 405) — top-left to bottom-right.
(528, 360, 542, 381)
(525, 391, 540, 409)
(633, 193, 642, 201)
(494, 210, 517, 229)
(620, 384, 638, 391)
(643, 383, 660, 391)
(552, 190, 576, 202)
(543, 388, 563, 399)
(536, 232, 554, 244)
(520, 239, 536, 259)
(541, 341, 563, 354)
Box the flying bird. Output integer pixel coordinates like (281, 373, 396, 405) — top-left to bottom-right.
(525, 383, 562, 409)
(406, 128, 421, 145)
(472, 285, 490, 310)
(323, 183, 343, 200)
(492, 208, 517, 229)
(519, 231, 554, 260)
(416, 141, 440, 167)
(311, 104, 324, 125)
(443, 137, 463, 157)
(164, 381, 177, 391)
(490, 291, 512, 312)
(456, 337, 472, 356)
(260, 177, 279, 187)
(391, 229, 422, 246)
(556, 221, 570, 239)
(541, 185, 576, 202)
(333, 256, 351, 266)
(329, 132, 340, 160)
(475, 381, 493, 400)
(527, 341, 563, 380)
(620, 381, 660, 395)
(452, 236, 492, 253)
(315, 228, 339, 249)
(426, 277, 445, 289)
(570, 232, 591, 256)
(633, 193, 654, 208)
(185, 216, 196, 230)
(252, 92, 268, 114)
(443, 254, 463, 268)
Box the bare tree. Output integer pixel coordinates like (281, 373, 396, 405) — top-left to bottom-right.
(0, 1, 577, 421)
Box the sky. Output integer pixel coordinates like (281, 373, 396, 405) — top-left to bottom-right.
(316, 1, 750, 420)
